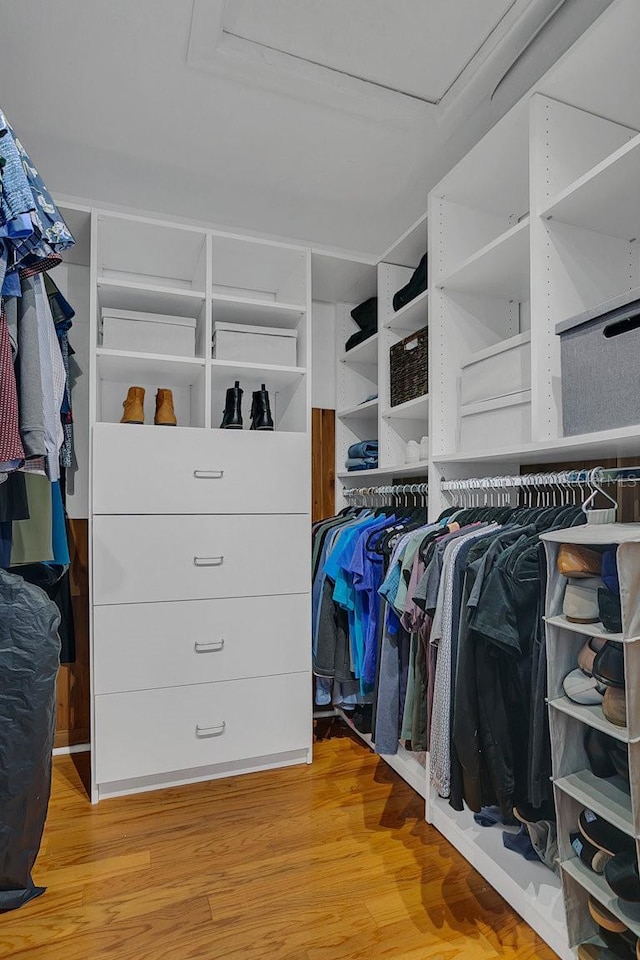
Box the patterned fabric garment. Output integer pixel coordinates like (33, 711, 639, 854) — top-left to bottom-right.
(0, 307, 25, 465)
(0, 109, 73, 294)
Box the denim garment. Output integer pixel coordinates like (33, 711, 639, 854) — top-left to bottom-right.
(347, 441, 378, 459)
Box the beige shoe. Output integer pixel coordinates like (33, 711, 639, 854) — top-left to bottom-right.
(564, 578, 603, 623)
(558, 544, 602, 578)
(154, 388, 177, 426)
(120, 386, 145, 424)
(603, 686, 627, 727)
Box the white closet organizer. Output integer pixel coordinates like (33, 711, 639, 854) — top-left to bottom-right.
(334, 213, 429, 511)
(84, 208, 313, 801)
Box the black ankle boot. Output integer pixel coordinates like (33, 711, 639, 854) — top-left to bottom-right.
(220, 381, 243, 429)
(250, 384, 274, 431)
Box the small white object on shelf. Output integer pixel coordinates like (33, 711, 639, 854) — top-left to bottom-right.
(405, 440, 420, 464)
(212, 321, 297, 366)
(101, 307, 196, 357)
(420, 436, 429, 460)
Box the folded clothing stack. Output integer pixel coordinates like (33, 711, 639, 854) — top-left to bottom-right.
(346, 440, 378, 472)
(393, 253, 427, 312)
(345, 297, 377, 353)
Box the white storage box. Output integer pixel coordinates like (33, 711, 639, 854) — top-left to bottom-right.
(212, 322, 297, 366)
(459, 390, 531, 452)
(101, 308, 196, 357)
(461, 331, 531, 406)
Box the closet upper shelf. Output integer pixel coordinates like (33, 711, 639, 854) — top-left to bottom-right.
(97, 215, 207, 292)
(97, 278, 206, 318)
(554, 770, 633, 837)
(384, 394, 429, 421)
(433, 423, 640, 465)
(384, 289, 428, 332)
(337, 461, 429, 480)
(436, 218, 530, 302)
(379, 212, 427, 269)
(96, 349, 205, 387)
(211, 234, 307, 306)
(337, 397, 379, 420)
(211, 294, 305, 329)
(339, 334, 378, 365)
(539, 131, 640, 240)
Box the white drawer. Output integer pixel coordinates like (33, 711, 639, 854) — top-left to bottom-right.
(92, 423, 309, 515)
(94, 594, 310, 694)
(93, 513, 310, 604)
(94, 673, 312, 784)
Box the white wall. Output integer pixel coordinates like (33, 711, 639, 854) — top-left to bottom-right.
(311, 301, 336, 409)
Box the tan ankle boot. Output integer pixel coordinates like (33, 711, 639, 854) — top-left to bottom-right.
(120, 386, 145, 424)
(154, 388, 177, 426)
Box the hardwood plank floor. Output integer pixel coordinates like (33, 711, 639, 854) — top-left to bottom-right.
(1, 731, 557, 960)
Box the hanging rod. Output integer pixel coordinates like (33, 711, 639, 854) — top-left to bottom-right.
(344, 482, 428, 504)
(440, 466, 640, 492)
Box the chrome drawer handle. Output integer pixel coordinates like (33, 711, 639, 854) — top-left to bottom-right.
(193, 556, 224, 566)
(193, 470, 224, 479)
(196, 721, 226, 738)
(194, 639, 225, 653)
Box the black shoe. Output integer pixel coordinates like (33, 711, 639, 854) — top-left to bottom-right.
(605, 850, 640, 903)
(220, 381, 243, 429)
(585, 728, 619, 779)
(250, 384, 274, 431)
(579, 809, 636, 857)
(571, 832, 612, 874)
(599, 587, 623, 634)
(593, 640, 625, 689)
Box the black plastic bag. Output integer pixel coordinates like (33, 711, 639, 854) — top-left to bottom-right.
(0, 569, 60, 912)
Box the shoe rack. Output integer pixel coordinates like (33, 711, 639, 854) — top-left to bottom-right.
(541, 524, 640, 953)
(92, 211, 311, 433)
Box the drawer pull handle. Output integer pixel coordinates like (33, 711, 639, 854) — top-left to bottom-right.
(193, 470, 224, 479)
(193, 556, 224, 567)
(196, 721, 226, 738)
(194, 639, 225, 653)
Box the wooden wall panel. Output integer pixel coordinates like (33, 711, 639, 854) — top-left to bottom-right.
(312, 408, 335, 523)
(55, 518, 90, 748)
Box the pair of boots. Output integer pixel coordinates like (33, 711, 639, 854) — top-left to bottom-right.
(121, 387, 176, 426)
(220, 381, 273, 431)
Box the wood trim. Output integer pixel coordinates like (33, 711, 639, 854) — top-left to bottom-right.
(312, 408, 335, 522)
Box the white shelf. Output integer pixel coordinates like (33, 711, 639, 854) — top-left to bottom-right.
(554, 770, 633, 836)
(379, 212, 427, 268)
(339, 333, 378, 366)
(545, 614, 624, 644)
(310, 249, 377, 303)
(562, 858, 640, 939)
(337, 397, 379, 420)
(541, 525, 640, 546)
(384, 394, 429, 421)
(210, 359, 305, 393)
(549, 696, 632, 743)
(97, 278, 206, 317)
(211, 294, 305, 329)
(437, 218, 530, 302)
(429, 796, 572, 960)
(384, 289, 428, 332)
(96, 349, 205, 387)
(540, 132, 640, 241)
(433, 424, 640, 465)
(337, 461, 429, 480)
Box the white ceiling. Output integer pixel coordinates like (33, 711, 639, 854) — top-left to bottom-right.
(0, 1, 615, 255)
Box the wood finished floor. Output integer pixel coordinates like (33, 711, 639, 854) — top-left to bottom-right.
(1, 730, 557, 959)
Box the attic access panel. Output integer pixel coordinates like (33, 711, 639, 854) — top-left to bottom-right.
(221, 0, 517, 102)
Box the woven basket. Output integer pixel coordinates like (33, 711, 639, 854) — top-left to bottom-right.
(390, 326, 428, 406)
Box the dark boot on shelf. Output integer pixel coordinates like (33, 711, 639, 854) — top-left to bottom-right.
(154, 388, 177, 426)
(120, 386, 145, 424)
(220, 381, 243, 429)
(250, 384, 274, 431)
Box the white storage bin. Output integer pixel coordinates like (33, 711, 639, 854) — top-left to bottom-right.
(459, 390, 531, 452)
(101, 308, 196, 357)
(461, 331, 531, 406)
(212, 322, 297, 366)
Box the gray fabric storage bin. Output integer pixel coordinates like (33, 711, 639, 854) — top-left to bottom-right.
(559, 288, 640, 436)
